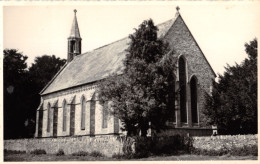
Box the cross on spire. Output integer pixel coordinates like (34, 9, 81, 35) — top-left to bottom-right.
(176, 6, 180, 12)
(74, 9, 77, 15)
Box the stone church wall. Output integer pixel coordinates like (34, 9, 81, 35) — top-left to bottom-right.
(4, 135, 124, 157)
(5, 135, 257, 157)
(36, 83, 121, 138)
(165, 15, 216, 127)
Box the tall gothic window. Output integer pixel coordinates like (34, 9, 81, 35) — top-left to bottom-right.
(190, 76, 198, 123)
(47, 103, 51, 132)
(63, 100, 67, 131)
(81, 96, 86, 130)
(179, 57, 187, 123)
(102, 102, 108, 128)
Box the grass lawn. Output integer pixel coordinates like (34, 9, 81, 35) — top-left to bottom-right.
(4, 153, 257, 161)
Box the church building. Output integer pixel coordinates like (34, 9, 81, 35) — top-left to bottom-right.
(35, 8, 216, 138)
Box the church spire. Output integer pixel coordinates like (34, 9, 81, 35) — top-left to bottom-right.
(69, 9, 81, 38)
(68, 9, 82, 62)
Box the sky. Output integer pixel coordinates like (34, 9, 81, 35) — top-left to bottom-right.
(3, 2, 260, 77)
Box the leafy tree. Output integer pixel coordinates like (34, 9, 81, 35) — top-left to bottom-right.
(23, 55, 66, 137)
(98, 19, 176, 136)
(4, 50, 66, 139)
(204, 38, 257, 134)
(4, 49, 29, 139)
(28, 55, 66, 90)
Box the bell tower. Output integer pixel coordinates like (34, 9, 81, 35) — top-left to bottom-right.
(68, 9, 82, 62)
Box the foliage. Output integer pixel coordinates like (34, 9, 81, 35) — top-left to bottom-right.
(121, 135, 193, 159)
(3, 49, 66, 139)
(112, 153, 125, 159)
(30, 149, 46, 155)
(98, 19, 176, 136)
(89, 151, 104, 157)
(28, 55, 66, 90)
(4, 49, 30, 139)
(56, 149, 65, 156)
(204, 38, 257, 134)
(71, 151, 89, 156)
(4, 149, 26, 154)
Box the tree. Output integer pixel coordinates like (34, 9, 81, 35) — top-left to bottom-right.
(4, 49, 29, 139)
(4, 51, 66, 139)
(204, 38, 257, 134)
(98, 19, 176, 136)
(28, 55, 66, 90)
(25, 55, 66, 138)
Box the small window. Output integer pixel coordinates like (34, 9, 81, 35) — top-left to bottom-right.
(179, 57, 187, 123)
(63, 100, 67, 131)
(102, 102, 108, 128)
(81, 96, 86, 130)
(47, 103, 51, 132)
(190, 76, 198, 123)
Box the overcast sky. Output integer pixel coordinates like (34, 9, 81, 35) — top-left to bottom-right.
(3, 2, 260, 77)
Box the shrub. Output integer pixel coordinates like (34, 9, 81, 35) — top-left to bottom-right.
(122, 135, 194, 158)
(89, 151, 104, 157)
(72, 151, 89, 156)
(56, 149, 65, 156)
(133, 136, 152, 158)
(112, 153, 125, 159)
(30, 149, 46, 155)
(4, 149, 26, 154)
(122, 137, 135, 155)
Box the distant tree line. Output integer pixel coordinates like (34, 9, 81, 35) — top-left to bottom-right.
(4, 49, 66, 139)
(204, 38, 257, 134)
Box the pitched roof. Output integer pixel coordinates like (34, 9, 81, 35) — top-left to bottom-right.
(69, 10, 81, 38)
(41, 18, 176, 95)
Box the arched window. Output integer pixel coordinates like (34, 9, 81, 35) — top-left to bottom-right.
(179, 57, 187, 123)
(190, 76, 198, 123)
(47, 103, 51, 132)
(102, 101, 108, 128)
(63, 100, 67, 131)
(81, 96, 86, 130)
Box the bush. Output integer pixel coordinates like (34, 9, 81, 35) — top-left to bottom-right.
(4, 149, 26, 154)
(89, 151, 104, 157)
(72, 151, 89, 156)
(30, 149, 46, 155)
(56, 149, 65, 156)
(133, 137, 152, 158)
(121, 135, 194, 159)
(112, 153, 125, 159)
(122, 137, 135, 155)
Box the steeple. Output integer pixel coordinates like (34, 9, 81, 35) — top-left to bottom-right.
(68, 9, 82, 62)
(70, 9, 81, 38)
